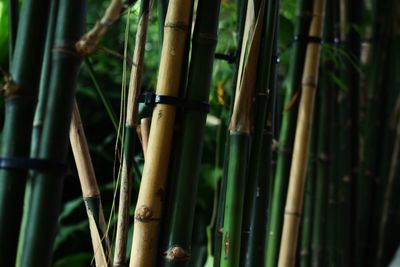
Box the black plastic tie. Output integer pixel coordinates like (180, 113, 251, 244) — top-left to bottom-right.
(139, 92, 210, 113)
(214, 52, 237, 64)
(0, 157, 68, 173)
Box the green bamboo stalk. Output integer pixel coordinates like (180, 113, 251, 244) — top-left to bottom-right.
(70, 102, 112, 267)
(240, 0, 279, 265)
(310, 76, 330, 267)
(213, 0, 247, 265)
(354, 1, 393, 265)
(7, 0, 18, 65)
(160, 1, 221, 266)
(220, 2, 265, 266)
(15, 1, 86, 266)
(31, 0, 59, 158)
(157, 0, 169, 47)
(113, 1, 152, 266)
(265, 0, 314, 266)
(299, 129, 317, 267)
(0, 0, 50, 265)
(336, 0, 361, 265)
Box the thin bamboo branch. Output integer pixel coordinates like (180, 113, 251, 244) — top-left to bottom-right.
(113, 1, 153, 266)
(70, 102, 112, 267)
(128, 1, 193, 265)
(277, 0, 326, 266)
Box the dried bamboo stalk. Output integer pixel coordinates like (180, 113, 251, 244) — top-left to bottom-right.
(113, 1, 153, 266)
(128, 1, 193, 266)
(70, 102, 111, 267)
(277, 0, 326, 266)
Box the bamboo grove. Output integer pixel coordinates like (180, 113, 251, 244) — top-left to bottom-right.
(0, 0, 400, 266)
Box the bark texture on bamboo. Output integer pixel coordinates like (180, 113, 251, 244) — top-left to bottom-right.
(277, 0, 326, 266)
(128, 1, 193, 266)
(70, 102, 111, 267)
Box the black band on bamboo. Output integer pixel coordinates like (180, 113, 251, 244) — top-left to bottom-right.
(214, 52, 237, 64)
(138, 92, 210, 113)
(293, 35, 323, 44)
(0, 157, 67, 173)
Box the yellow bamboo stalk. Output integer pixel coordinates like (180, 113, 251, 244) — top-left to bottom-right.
(128, 1, 193, 266)
(70, 102, 111, 267)
(113, 2, 153, 265)
(140, 117, 151, 158)
(277, 0, 326, 266)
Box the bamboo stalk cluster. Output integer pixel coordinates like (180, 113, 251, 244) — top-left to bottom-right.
(1, 0, 400, 266)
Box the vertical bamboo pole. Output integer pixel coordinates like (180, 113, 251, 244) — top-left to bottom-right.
(113, 1, 153, 266)
(128, 1, 193, 266)
(15, 0, 86, 266)
(0, 0, 50, 265)
(70, 102, 111, 267)
(277, 0, 326, 266)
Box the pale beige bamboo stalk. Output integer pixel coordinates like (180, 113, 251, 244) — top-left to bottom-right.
(70, 102, 111, 267)
(76, 0, 124, 55)
(140, 117, 151, 158)
(129, 1, 193, 266)
(277, 0, 326, 266)
(113, 2, 153, 265)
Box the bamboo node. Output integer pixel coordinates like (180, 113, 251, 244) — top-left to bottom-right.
(135, 205, 154, 222)
(272, 139, 279, 151)
(164, 246, 190, 261)
(300, 249, 310, 256)
(343, 175, 351, 183)
(317, 152, 329, 162)
(1, 80, 21, 97)
(164, 22, 189, 32)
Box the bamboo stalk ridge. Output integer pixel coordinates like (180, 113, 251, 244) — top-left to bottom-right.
(70, 102, 111, 267)
(277, 0, 326, 266)
(113, 1, 153, 266)
(129, 1, 193, 266)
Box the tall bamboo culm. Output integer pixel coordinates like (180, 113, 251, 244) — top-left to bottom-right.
(113, 1, 153, 266)
(277, 0, 326, 266)
(15, 0, 86, 266)
(0, 0, 50, 265)
(128, 1, 193, 266)
(70, 102, 111, 267)
(160, 0, 221, 266)
(265, 0, 313, 265)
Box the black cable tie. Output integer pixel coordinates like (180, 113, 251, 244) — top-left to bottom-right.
(0, 157, 68, 173)
(214, 52, 237, 64)
(293, 35, 323, 44)
(138, 92, 210, 113)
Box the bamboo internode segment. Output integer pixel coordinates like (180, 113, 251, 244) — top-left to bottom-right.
(278, 0, 326, 266)
(70, 102, 111, 267)
(129, 1, 193, 266)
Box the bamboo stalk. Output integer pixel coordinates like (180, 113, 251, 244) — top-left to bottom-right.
(140, 118, 151, 158)
(70, 102, 111, 267)
(160, 0, 221, 266)
(277, 0, 326, 266)
(7, 0, 18, 65)
(0, 0, 50, 265)
(128, 1, 193, 266)
(113, 1, 153, 266)
(213, 1, 248, 265)
(264, 0, 314, 265)
(15, 1, 86, 266)
(220, 2, 265, 266)
(240, 0, 279, 265)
